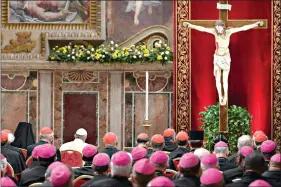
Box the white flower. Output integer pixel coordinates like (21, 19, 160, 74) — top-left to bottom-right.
(137, 51, 141, 55)
(87, 50, 90, 54)
(67, 46, 71, 49)
(115, 44, 118, 47)
(128, 49, 132, 52)
(102, 55, 105, 58)
(161, 52, 164, 55)
(155, 42, 161, 48)
(110, 41, 114, 45)
(139, 55, 142, 58)
(164, 57, 168, 60)
(133, 55, 137, 59)
(67, 54, 70, 57)
(72, 56, 75, 59)
(164, 44, 167, 47)
(111, 47, 114, 51)
(165, 51, 170, 55)
(105, 51, 108, 54)
(87, 57, 90, 60)
(72, 51, 75, 54)
(76, 53, 78, 56)
(55, 46, 58, 48)
(52, 47, 55, 50)
(91, 48, 95, 52)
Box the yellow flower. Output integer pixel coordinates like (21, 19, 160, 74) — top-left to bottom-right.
(141, 45, 147, 50)
(78, 51, 84, 58)
(50, 56, 55, 60)
(166, 47, 171, 51)
(95, 53, 101, 60)
(144, 53, 150, 57)
(112, 53, 118, 59)
(122, 47, 127, 51)
(157, 55, 163, 60)
(125, 52, 129, 56)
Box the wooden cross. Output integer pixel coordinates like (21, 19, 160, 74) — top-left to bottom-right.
(183, 0, 267, 132)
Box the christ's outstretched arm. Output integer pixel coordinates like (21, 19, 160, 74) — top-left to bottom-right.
(183, 22, 214, 34)
(229, 21, 263, 34)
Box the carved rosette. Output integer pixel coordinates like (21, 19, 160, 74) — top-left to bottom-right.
(273, 0, 281, 150)
(175, 1, 190, 132)
(63, 71, 99, 83)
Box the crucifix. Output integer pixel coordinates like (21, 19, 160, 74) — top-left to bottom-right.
(183, 0, 267, 132)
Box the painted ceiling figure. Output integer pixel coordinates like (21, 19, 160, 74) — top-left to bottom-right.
(183, 20, 264, 106)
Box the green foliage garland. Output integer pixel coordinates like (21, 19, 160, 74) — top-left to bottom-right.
(200, 103, 252, 152)
(48, 41, 173, 65)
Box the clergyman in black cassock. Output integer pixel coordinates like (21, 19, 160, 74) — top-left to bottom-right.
(27, 140, 61, 161)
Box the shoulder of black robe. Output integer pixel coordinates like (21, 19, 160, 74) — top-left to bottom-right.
(226, 171, 265, 187)
(227, 152, 238, 164)
(11, 122, 35, 149)
(174, 176, 201, 187)
(169, 147, 189, 160)
(262, 171, 281, 187)
(163, 141, 178, 152)
(74, 167, 94, 178)
(1, 146, 27, 174)
(81, 174, 108, 187)
(20, 165, 47, 186)
(6, 144, 26, 161)
(218, 157, 237, 171)
(103, 147, 119, 158)
(223, 166, 244, 184)
(87, 176, 133, 187)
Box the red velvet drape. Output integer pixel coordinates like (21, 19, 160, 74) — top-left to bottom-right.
(190, 0, 272, 136)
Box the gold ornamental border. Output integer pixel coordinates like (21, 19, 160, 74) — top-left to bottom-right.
(1, 0, 101, 33)
(175, 0, 281, 150)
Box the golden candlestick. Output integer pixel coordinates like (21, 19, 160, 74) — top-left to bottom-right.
(143, 120, 151, 135)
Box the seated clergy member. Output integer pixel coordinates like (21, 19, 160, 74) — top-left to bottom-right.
(226, 152, 266, 187)
(262, 153, 281, 187)
(148, 134, 165, 157)
(1, 131, 26, 175)
(224, 146, 254, 184)
(163, 128, 178, 152)
(253, 131, 267, 151)
(194, 148, 210, 160)
(42, 161, 64, 186)
(102, 132, 119, 158)
(50, 164, 73, 187)
(1, 154, 18, 185)
(60, 128, 88, 153)
(200, 168, 224, 187)
(131, 158, 156, 187)
(0, 176, 17, 187)
(174, 153, 201, 187)
(249, 180, 272, 187)
(213, 141, 236, 171)
(227, 135, 253, 164)
(169, 131, 190, 170)
(20, 144, 57, 186)
(74, 144, 98, 178)
(131, 147, 148, 164)
(147, 176, 175, 187)
(201, 153, 219, 171)
(29, 145, 41, 168)
(89, 151, 133, 187)
(27, 127, 61, 161)
(150, 151, 169, 176)
(82, 153, 111, 186)
(2, 129, 25, 161)
(136, 133, 149, 148)
(261, 140, 277, 166)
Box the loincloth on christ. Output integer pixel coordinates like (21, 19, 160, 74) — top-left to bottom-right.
(213, 53, 231, 71)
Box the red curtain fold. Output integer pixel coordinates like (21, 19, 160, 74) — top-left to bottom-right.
(190, 0, 272, 136)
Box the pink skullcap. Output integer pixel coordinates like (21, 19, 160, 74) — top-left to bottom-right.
(47, 161, 63, 171)
(240, 146, 254, 158)
(32, 145, 43, 158)
(131, 147, 147, 161)
(38, 144, 56, 158)
(0, 177, 17, 187)
(200, 168, 223, 185)
(148, 176, 174, 187)
(150, 151, 169, 164)
(93, 153, 110, 167)
(0, 153, 5, 159)
(111, 151, 131, 166)
(201, 154, 218, 166)
(82, 145, 97, 158)
(261, 140, 276, 153)
(50, 165, 71, 187)
(270, 153, 280, 163)
(179, 153, 199, 168)
(134, 158, 155, 175)
(215, 141, 228, 147)
(249, 180, 272, 187)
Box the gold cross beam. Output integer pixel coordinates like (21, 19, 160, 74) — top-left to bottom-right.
(182, 0, 268, 133)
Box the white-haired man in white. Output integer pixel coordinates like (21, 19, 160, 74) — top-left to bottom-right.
(194, 148, 210, 160)
(60, 128, 88, 153)
(227, 135, 253, 164)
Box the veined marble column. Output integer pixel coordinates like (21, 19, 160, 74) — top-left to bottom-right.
(39, 71, 52, 128)
(109, 72, 123, 149)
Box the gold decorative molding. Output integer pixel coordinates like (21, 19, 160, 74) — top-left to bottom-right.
(175, 1, 191, 132)
(1, 0, 102, 35)
(272, 0, 281, 150)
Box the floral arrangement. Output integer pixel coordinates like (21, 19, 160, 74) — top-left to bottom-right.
(49, 41, 173, 65)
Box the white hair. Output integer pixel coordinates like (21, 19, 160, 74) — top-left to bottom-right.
(237, 135, 253, 150)
(194, 148, 210, 160)
(0, 158, 8, 171)
(214, 147, 229, 154)
(201, 163, 218, 171)
(110, 162, 132, 177)
(7, 133, 15, 144)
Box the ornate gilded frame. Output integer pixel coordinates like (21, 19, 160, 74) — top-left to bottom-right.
(174, 1, 281, 149)
(1, 0, 104, 36)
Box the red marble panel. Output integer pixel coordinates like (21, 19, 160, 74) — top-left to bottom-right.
(63, 93, 97, 145)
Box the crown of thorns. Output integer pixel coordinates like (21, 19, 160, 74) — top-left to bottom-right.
(215, 20, 226, 27)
